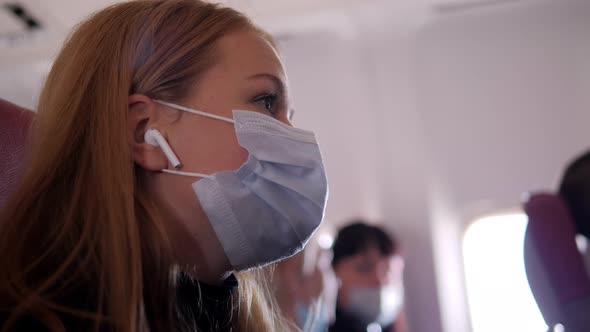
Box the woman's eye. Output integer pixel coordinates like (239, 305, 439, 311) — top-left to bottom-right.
(253, 93, 278, 113)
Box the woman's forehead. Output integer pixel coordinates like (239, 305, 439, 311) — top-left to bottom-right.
(214, 30, 286, 80)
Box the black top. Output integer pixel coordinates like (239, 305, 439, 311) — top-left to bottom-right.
(177, 272, 239, 332)
(329, 306, 394, 332)
(0, 274, 239, 332)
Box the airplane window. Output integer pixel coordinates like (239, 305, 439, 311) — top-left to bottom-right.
(463, 213, 547, 332)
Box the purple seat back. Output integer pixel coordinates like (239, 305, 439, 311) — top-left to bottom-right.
(523, 193, 590, 327)
(0, 98, 34, 209)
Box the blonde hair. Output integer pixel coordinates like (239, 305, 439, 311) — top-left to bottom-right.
(0, 1, 294, 331)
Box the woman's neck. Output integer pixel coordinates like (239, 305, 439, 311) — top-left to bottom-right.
(149, 178, 233, 286)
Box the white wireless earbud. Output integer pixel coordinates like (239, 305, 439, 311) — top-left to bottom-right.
(144, 128, 182, 169)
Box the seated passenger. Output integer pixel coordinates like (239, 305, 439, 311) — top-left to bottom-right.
(330, 222, 407, 332)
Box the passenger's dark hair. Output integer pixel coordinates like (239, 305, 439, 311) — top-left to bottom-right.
(559, 150, 590, 238)
(331, 221, 398, 267)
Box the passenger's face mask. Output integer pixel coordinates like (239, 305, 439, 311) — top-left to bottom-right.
(345, 283, 404, 327)
(152, 100, 329, 270)
(296, 298, 330, 332)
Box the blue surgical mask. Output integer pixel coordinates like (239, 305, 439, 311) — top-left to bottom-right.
(153, 100, 329, 270)
(345, 283, 404, 328)
(297, 298, 330, 332)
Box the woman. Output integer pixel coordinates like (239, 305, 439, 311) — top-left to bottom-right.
(0, 1, 328, 331)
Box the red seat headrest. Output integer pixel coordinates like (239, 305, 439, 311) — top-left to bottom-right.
(523, 192, 590, 327)
(0, 98, 34, 209)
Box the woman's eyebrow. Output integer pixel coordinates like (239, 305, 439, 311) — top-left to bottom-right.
(247, 73, 285, 94)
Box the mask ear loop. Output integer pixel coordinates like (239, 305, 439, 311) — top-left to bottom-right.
(154, 99, 235, 124)
(144, 128, 212, 178)
(150, 99, 237, 178)
(161, 169, 212, 178)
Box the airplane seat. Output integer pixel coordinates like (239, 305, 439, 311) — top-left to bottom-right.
(523, 192, 590, 331)
(0, 98, 34, 209)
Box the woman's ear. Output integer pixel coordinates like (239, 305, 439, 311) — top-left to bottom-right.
(128, 94, 169, 171)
